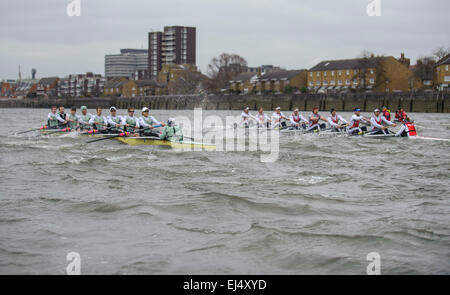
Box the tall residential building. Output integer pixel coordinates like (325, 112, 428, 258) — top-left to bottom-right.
(105, 49, 148, 79)
(148, 26, 196, 79)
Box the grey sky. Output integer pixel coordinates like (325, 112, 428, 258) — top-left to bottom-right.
(0, 0, 448, 79)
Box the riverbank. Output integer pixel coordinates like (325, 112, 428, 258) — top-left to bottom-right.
(1, 92, 449, 112)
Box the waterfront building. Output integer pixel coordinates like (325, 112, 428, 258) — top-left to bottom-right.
(148, 26, 196, 80)
(105, 49, 148, 79)
(435, 54, 450, 91)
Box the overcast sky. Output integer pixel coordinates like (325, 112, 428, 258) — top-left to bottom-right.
(0, 0, 448, 79)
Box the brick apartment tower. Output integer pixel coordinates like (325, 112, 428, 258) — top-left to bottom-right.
(148, 26, 196, 80)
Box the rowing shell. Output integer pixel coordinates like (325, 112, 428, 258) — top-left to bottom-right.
(114, 136, 216, 150)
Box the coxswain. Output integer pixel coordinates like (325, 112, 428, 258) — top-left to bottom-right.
(254, 107, 271, 128)
(307, 106, 327, 132)
(88, 106, 109, 133)
(47, 106, 60, 129)
(370, 108, 397, 135)
(56, 106, 68, 128)
(138, 107, 163, 137)
(160, 118, 183, 141)
(78, 106, 93, 131)
(66, 107, 79, 130)
(327, 108, 348, 132)
(382, 106, 391, 122)
(395, 117, 417, 137)
(289, 109, 308, 129)
(271, 107, 288, 129)
(106, 106, 123, 134)
(121, 107, 140, 135)
(347, 108, 369, 135)
(395, 108, 407, 122)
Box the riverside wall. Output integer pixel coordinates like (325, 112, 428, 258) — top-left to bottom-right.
(1, 92, 449, 113)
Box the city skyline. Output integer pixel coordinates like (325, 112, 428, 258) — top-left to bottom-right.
(0, 0, 449, 79)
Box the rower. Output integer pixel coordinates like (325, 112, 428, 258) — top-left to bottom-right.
(348, 108, 369, 135)
(289, 109, 307, 129)
(395, 108, 407, 122)
(47, 106, 60, 129)
(307, 106, 327, 132)
(382, 106, 391, 122)
(78, 106, 93, 131)
(56, 106, 68, 128)
(271, 107, 288, 129)
(160, 118, 183, 141)
(327, 108, 348, 132)
(370, 108, 397, 135)
(395, 117, 417, 137)
(254, 107, 271, 128)
(121, 107, 140, 135)
(138, 107, 163, 137)
(88, 106, 109, 134)
(106, 106, 123, 134)
(240, 107, 254, 128)
(66, 107, 79, 130)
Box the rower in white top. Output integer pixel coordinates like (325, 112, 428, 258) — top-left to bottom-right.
(240, 107, 254, 128)
(254, 107, 271, 128)
(370, 108, 397, 135)
(289, 109, 308, 129)
(327, 108, 348, 132)
(88, 106, 109, 133)
(307, 106, 327, 132)
(347, 108, 369, 135)
(138, 107, 164, 137)
(271, 107, 288, 129)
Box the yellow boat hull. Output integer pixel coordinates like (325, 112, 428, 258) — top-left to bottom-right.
(114, 137, 216, 151)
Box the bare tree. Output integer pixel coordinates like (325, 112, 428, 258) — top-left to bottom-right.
(168, 70, 205, 95)
(353, 50, 386, 92)
(413, 56, 436, 87)
(205, 53, 248, 93)
(433, 47, 450, 61)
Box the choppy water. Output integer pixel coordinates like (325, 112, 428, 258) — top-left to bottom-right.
(0, 108, 449, 274)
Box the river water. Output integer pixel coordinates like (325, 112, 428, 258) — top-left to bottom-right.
(0, 108, 449, 274)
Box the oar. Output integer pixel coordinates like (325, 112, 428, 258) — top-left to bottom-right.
(86, 132, 130, 143)
(15, 126, 48, 135)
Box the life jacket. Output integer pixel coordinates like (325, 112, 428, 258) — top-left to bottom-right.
(141, 116, 154, 126)
(125, 116, 137, 132)
(109, 115, 121, 125)
(57, 112, 67, 127)
(79, 114, 92, 130)
(309, 113, 320, 126)
(350, 115, 360, 129)
(67, 114, 78, 129)
(291, 113, 300, 123)
(372, 116, 382, 129)
(330, 115, 339, 124)
(382, 111, 391, 121)
(406, 123, 417, 136)
(93, 115, 105, 130)
(47, 113, 59, 128)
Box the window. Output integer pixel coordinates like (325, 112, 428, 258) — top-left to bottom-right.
(346, 70, 350, 75)
(331, 71, 335, 76)
(370, 69, 374, 74)
(446, 65, 449, 71)
(369, 78, 375, 84)
(309, 81, 314, 86)
(316, 80, 320, 86)
(338, 71, 342, 76)
(445, 76, 450, 82)
(346, 79, 350, 85)
(317, 72, 320, 77)
(323, 80, 328, 85)
(324, 71, 327, 77)
(338, 80, 342, 85)
(310, 72, 313, 77)
(353, 79, 358, 84)
(330, 80, 335, 85)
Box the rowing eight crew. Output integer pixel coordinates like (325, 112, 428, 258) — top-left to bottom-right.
(46, 105, 183, 141)
(240, 106, 417, 137)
